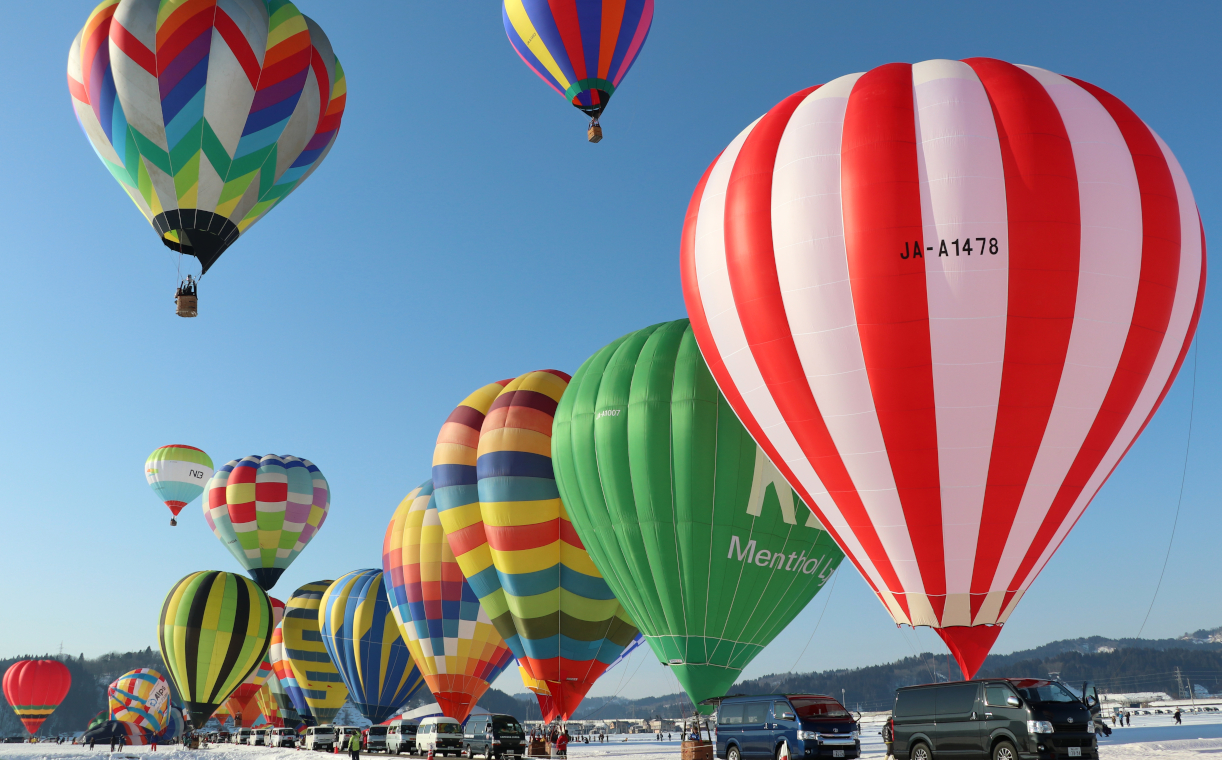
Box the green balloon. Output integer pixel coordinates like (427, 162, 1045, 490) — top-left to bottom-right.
(553, 319, 846, 711)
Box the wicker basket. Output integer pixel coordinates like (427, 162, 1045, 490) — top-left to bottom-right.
(588, 124, 603, 143)
(175, 294, 198, 318)
(681, 740, 714, 760)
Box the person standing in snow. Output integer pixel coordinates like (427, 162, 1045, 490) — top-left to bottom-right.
(1174, 709, 1182, 725)
(348, 728, 362, 760)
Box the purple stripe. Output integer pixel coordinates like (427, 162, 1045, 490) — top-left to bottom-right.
(611, 0, 652, 85)
(606, 0, 649, 83)
(577, 0, 604, 84)
(250, 70, 307, 112)
(158, 29, 212, 99)
(519, 0, 579, 92)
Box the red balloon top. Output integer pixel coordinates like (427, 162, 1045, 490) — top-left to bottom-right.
(3, 660, 72, 735)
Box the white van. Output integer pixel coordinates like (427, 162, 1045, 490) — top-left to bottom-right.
(271, 727, 298, 747)
(235, 727, 253, 744)
(417, 716, 464, 756)
(248, 728, 267, 746)
(304, 724, 338, 751)
(387, 720, 419, 754)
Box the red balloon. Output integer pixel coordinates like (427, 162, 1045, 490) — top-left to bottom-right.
(3, 660, 72, 735)
(681, 58, 1204, 679)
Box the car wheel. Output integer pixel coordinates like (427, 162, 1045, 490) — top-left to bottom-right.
(911, 742, 932, 760)
(727, 746, 742, 760)
(993, 740, 1018, 760)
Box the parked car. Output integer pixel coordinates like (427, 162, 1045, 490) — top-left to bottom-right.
(269, 727, 297, 748)
(364, 725, 390, 753)
(388, 720, 419, 755)
(418, 716, 464, 756)
(305, 724, 339, 752)
(886, 678, 1096, 760)
(463, 713, 526, 758)
(249, 728, 268, 746)
(234, 727, 253, 744)
(714, 693, 859, 760)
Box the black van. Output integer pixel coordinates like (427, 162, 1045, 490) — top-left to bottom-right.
(887, 679, 1096, 760)
(714, 694, 859, 759)
(462, 713, 526, 759)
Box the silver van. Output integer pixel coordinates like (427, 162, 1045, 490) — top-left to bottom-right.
(305, 724, 338, 752)
(387, 720, 419, 755)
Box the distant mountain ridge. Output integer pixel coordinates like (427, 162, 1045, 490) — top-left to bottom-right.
(5, 628, 1220, 732)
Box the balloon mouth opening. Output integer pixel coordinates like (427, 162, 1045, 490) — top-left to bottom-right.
(153, 210, 239, 274)
(250, 567, 286, 591)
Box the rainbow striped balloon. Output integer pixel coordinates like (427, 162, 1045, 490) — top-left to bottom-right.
(268, 624, 308, 725)
(382, 481, 514, 723)
(433, 371, 639, 722)
(108, 669, 171, 734)
(319, 569, 425, 724)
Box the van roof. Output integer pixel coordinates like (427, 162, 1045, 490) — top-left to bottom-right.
(421, 716, 461, 723)
(896, 678, 1058, 691)
(701, 693, 840, 706)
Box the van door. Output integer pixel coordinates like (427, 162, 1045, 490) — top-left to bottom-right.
(741, 701, 771, 757)
(982, 683, 1025, 751)
(772, 701, 798, 757)
(934, 683, 982, 756)
(718, 701, 745, 757)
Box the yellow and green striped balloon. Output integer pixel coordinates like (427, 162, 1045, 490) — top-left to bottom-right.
(282, 581, 349, 724)
(157, 571, 274, 728)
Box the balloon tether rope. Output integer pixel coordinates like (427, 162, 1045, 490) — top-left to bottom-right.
(1136, 338, 1198, 639)
(787, 565, 840, 672)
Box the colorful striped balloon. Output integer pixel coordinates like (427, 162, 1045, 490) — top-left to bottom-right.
(319, 569, 426, 724)
(157, 571, 274, 728)
(503, 0, 653, 124)
(434, 371, 639, 722)
(680, 58, 1206, 679)
(268, 624, 309, 726)
(66, 0, 347, 275)
(145, 445, 213, 525)
(203, 455, 330, 591)
(282, 581, 348, 725)
(108, 669, 171, 734)
(382, 481, 515, 723)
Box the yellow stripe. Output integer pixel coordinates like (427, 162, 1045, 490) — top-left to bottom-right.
(478, 427, 553, 457)
(490, 542, 559, 574)
(481, 499, 559, 527)
(560, 544, 602, 577)
(503, 0, 572, 91)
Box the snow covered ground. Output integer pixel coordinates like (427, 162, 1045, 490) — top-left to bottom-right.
(4, 711, 1222, 760)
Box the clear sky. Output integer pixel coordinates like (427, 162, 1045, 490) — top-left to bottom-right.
(1, 1, 1218, 703)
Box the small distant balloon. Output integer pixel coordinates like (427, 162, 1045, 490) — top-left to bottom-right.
(145, 445, 214, 526)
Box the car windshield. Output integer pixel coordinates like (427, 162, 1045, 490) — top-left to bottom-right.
(369, 727, 387, 736)
(436, 724, 462, 735)
(1011, 680, 1080, 704)
(495, 720, 524, 735)
(790, 698, 851, 719)
(402, 726, 417, 735)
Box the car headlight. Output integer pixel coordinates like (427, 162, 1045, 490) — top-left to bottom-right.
(1027, 721, 1054, 734)
(851, 731, 859, 740)
(1087, 721, 1095, 734)
(798, 731, 819, 740)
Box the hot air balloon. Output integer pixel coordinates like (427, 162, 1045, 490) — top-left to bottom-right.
(67, 0, 347, 317)
(223, 595, 283, 726)
(153, 705, 186, 743)
(433, 372, 640, 722)
(203, 455, 330, 590)
(254, 681, 286, 728)
(83, 721, 154, 747)
(2, 660, 71, 736)
(319, 569, 426, 724)
(282, 581, 348, 724)
(158, 570, 275, 728)
(552, 319, 846, 709)
(680, 58, 1206, 679)
(88, 710, 107, 732)
(269, 623, 309, 726)
(503, 0, 653, 142)
(382, 480, 515, 723)
(145, 445, 214, 525)
(108, 668, 172, 734)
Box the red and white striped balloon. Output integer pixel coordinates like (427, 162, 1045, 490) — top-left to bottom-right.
(681, 58, 1205, 677)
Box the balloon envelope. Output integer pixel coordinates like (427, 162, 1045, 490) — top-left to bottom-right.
(319, 569, 426, 724)
(157, 570, 274, 728)
(269, 624, 309, 725)
(553, 320, 845, 709)
(282, 581, 348, 724)
(108, 668, 171, 734)
(66, 0, 346, 274)
(145, 446, 213, 520)
(433, 372, 639, 721)
(2, 660, 71, 735)
(204, 455, 331, 590)
(680, 58, 1206, 678)
(382, 480, 515, 722)
(502, 0, 653, 121)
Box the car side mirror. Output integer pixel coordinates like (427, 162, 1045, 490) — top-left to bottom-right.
(780, 713, 795, 722)
(1006, 696, 1021, 707)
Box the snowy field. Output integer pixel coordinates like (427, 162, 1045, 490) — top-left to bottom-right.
(5, 712, 1222, 760)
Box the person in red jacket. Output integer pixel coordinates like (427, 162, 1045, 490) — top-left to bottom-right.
(555, 731, 569, 757)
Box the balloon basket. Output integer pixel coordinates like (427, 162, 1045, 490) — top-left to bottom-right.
(175, 294, 198, 318)
(170, 517, 177, 526)
(681, 741, 713, 760)
(587, 123, 603, 143)
(527, 739, 548, 757)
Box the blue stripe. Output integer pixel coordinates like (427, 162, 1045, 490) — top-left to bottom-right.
(503, 5, 564, 95)
(464, 564, 503, 601)
(477, 474, 559, 502)
(433, 463, 477, 490)
(518, 0, 579, 92)
(160, 55, 209, 125)
(606, 0, 650, 84)
(242, 93, 301, 137)
(477, 451, 555, 480)
(164, 87, 205, 149)
(234, 121, 286, 159)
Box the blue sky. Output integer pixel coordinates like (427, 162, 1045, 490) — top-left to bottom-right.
(1, 0, 1219, 702)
